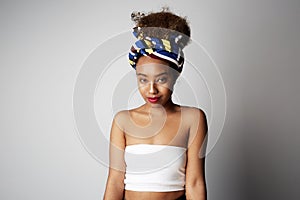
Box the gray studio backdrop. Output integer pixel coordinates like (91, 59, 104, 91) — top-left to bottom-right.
(0, 0, 299, 200)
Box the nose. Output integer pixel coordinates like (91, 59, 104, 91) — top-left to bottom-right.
(149, 81, 158, 94)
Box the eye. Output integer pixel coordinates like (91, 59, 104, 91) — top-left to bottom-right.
(139, 78, 148, 83)
(157, 77, 167, 83)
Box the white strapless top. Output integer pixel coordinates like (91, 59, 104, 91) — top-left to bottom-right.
(124, 144, 187, 192)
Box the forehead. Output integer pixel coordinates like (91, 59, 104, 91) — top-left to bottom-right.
(136, 56, 171, 76)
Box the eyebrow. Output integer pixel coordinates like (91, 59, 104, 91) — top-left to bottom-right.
(136, 72, 168, 77)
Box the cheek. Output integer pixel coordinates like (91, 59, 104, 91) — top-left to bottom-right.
(137, 84, 147, 95)
(158, 84, 174, 94)
(163, 81, 175, 90)
(137, 82, 146, 88)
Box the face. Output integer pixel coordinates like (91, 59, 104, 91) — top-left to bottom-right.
(136, 56, 178, 107)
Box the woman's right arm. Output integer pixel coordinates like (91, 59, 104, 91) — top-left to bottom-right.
(103, 112, 126, 200)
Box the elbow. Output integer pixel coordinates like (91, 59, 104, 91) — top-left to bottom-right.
(107, 172, 125, 189)
(104, 175, 125, 200)
(185, 179, 207, 200)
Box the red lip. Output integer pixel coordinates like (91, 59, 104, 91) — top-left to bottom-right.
(147, 97, 160, 103)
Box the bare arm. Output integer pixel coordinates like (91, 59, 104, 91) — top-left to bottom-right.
(185, 108, 208, 200)
(103, 112, 126, 200)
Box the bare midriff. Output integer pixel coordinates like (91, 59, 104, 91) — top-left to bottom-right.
(124, 190, 185, 200)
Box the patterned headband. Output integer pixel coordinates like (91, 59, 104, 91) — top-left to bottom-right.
(128, 27, 185, 73)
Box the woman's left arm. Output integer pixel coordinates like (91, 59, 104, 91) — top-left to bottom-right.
(185, 108, 208, 200)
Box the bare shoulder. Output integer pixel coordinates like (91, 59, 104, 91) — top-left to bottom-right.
(114, 108, 143, 120)
(180, 106, 207, 123)
(113, 110, 129, 120)
(112, 110, 131, 131)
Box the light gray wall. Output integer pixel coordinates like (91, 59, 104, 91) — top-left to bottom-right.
(0, 0, 299, 199)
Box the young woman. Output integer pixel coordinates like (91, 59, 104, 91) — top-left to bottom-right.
(104, 9, 208, 200)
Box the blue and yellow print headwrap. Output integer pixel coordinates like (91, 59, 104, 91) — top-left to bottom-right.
(128, 27, 185, 73)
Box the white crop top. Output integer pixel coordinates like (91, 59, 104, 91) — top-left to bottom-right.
(124, 144, 187, 192)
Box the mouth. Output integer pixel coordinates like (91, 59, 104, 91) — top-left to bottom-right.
(147, 97, 160, 103)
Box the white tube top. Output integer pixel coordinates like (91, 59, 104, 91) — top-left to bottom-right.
(124, 144, 187, 192)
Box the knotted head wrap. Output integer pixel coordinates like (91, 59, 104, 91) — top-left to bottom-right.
(128, 27, 189, 73)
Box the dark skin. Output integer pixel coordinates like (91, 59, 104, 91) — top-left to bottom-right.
(103, 56, 208, 200)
